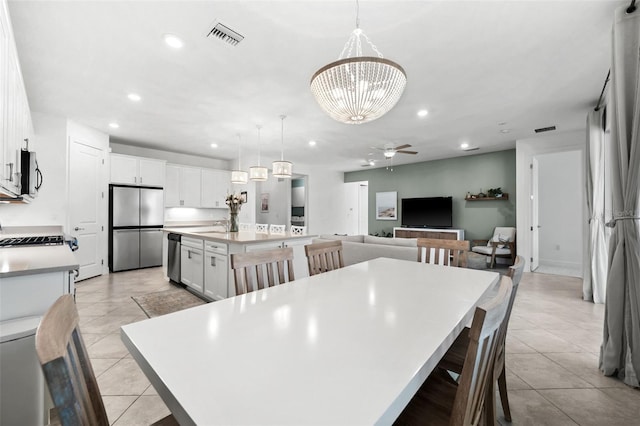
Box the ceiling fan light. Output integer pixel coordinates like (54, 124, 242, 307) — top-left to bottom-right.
(231, 170, 248, 184)
(249, 166, 268, 182)
(383, 150, 396, 158)
(272, 161, 293, 178)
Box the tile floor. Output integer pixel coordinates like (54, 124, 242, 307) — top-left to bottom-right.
(76, 267, 640, 425)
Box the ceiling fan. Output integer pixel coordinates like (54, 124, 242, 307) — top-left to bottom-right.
(371, 143, 418, 159)
(361, 158, 377, 167)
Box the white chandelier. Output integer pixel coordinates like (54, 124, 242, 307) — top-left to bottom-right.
(310, 3, 406, 124)
(272, 115, 293, 178)
(249, 125, 268, 182)
(231, 134, 248, 184)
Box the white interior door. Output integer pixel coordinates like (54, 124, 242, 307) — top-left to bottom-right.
(358, 183, 368, 235)
(69, 139, 105, 281)
(531, 158, 540, 271)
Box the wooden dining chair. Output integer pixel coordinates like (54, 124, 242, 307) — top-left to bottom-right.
(35, 295, 177, 426)
(230, 247, 295, 295)
(417, 238, 470, 267)
(394, 275, 513, 426)
(304, 240, 344, 276)
(436, 255, 526, 424)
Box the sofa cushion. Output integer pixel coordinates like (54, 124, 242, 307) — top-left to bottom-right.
(363, 235, 418, 247)
(319, 234, 365, 243)
(342, 241, 418, 266)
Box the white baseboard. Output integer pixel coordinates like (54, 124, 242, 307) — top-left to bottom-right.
(538, 259, 582, 269)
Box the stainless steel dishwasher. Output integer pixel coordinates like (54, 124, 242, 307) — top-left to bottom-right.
(167, 233, 181, 283)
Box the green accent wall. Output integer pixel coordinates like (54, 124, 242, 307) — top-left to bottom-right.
(344, 150, 516, 240)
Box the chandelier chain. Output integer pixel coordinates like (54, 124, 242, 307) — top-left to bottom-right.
(256, 125, 262, 165)
(236, 134, 242, 168)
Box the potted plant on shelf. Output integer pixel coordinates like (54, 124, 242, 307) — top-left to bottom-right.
(487, 187, 503, 198)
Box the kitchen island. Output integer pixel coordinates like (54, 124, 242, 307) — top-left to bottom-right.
(162, 227, 315, 300)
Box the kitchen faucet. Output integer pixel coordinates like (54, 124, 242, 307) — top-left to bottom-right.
(211, 219, 230, 232)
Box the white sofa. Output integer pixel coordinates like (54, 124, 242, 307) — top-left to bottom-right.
(312, 234, 418, 266)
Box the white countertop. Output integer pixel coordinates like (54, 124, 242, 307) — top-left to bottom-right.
(163, 227, 315, 244)
(0, 245, 79, 278)
(121, 258, 499, 425)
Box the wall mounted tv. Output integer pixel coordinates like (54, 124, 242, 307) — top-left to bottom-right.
(401, 197, 453, 228)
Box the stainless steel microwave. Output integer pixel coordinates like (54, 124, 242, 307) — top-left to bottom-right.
(20, 150, 42, 195)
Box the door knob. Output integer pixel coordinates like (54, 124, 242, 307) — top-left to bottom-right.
(74, 227, 85, 231)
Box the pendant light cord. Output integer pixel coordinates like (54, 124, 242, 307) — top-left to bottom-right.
(236, 134, 242, 168)
(280, 115, 286, 161)
(256, 125, 262, 166)
(355, 0, 360, 28)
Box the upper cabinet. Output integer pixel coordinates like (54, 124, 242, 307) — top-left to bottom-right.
(201, 169, 230, 208)
(110, 153, 165, 187)
(1, 0, 34, 198)
(165, 164, 202, 207)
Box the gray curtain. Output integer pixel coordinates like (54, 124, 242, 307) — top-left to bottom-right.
(584, 108, 609, 303)
(600, 5, 640, 387)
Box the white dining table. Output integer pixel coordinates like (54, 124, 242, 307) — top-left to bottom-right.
(121, 257, 499, 425)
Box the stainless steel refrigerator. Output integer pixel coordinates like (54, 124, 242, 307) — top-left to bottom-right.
(109, 185, 164, 272)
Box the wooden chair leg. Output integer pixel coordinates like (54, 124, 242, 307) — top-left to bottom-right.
(497, 365, 512, 422)
(484, 374, 497, 426)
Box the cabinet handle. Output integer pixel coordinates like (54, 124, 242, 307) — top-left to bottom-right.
(134, 176, 137, 183)
(74, 227, 85, 231)
(211, 257, 216, 267)
(140, 177, 143, 183)
(6, 163, 13, 182)
(180, 200, 184, 206)
(188, 250, 192, 259)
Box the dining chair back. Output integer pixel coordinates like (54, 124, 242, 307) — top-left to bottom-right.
(269, 224, 286, 234)
(304, 240, 344, 276)
(35, 295, 178, 426)
(290, 225, 307, 236)
(417, 238, 470, 267)
(395, 276, 512, 426)
(230, 247, 295, 295)
(255, 223, 269, 233)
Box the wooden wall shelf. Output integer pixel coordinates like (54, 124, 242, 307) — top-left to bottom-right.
(465, 193, 509, 201)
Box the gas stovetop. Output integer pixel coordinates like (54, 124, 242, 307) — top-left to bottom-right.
(0, 235, 64, 247)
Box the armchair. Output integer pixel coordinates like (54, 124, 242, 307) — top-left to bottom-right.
(471, 226, 516, 268)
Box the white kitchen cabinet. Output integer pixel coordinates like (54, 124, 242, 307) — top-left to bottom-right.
(0, 1, 33, 198)
(165, 164, 201, 207)
(204, 242, 228, 300)
(110, 154, 165, 187)
(180, 238, 204, 293)
(201, 168, 230, 208)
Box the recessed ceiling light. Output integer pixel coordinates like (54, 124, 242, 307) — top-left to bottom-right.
(308, 140, 317, 146)
(460, 142, 469, 149)
(417, 109, 429, 117)
(498, 122, 508, 126)
(500, 129, 511, 134)
(164, 34, 184, 49)
(210, 143, 218, 148)
(127, 93, 141, 102)
(109, 122, 119, 129)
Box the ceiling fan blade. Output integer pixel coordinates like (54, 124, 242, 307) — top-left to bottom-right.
(394, 144, 412, 150)
(370, 146, 385, 151)
(397, 150, 418, 155)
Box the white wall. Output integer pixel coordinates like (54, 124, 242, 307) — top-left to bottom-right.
(1, 112, 68, 226)
(537, 150, 583, 269)
(255, 177, 290, 226)
(516, 130, 587, 272)
(300, 165, 349, 236)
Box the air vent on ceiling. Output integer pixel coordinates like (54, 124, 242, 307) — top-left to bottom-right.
(462, 147, 480, 152)
(207, 22, 244, 46)
(534, 125, 556, 133)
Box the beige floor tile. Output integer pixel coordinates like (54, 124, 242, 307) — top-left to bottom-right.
(142, 384, 159, 396)
(599, 387, 640, 415)
(97, 358, 151, 396)
(112, 396, 172, 426)
(102, 395, 137, 425)
(539, 388, 640, 426)
(546, 328, 604, 353)
(496, 390, 578, 425)
(506, 353, 593, 389)
(505, 335, 538, 354)
(81, 314, 147, 334)
(91, 358, 121, 377)
(505, 368, 532, 390)
(544, 352, 628, 388)
(88, 333, 130, 359)
(508, 329, 584, 353)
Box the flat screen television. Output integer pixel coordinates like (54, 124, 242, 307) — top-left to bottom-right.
(401, 197, 453, 228)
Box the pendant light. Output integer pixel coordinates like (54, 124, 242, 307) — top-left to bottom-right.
(231, 134, 248, 184)
(249, 125, 268, 182)
(272, 115, 293, 178)
(310, 0, 406, 124)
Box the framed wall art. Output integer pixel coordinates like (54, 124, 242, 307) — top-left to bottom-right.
(376, 191, 397, 220)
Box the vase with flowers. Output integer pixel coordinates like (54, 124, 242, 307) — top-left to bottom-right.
(225, 193, 245, 232)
